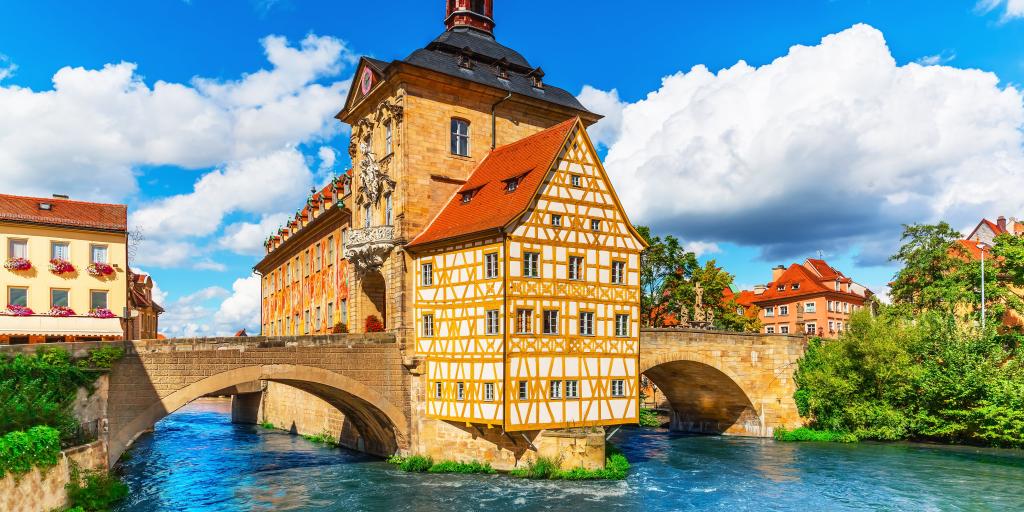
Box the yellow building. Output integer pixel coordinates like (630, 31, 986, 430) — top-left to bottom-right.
(256, 176, 353, 336)
(0, 194, 128, 344)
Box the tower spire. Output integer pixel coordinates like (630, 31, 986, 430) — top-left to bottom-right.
(445, 0, 495, 35)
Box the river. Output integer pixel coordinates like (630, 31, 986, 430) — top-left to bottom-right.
(115, 399, 1024, 511)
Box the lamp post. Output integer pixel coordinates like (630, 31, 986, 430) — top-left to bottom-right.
(977, 242, 987, 331)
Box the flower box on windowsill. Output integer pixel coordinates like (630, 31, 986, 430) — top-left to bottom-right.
(3, 258, 32, 272)
(48, 306, 76, 317)
(89, 308, 117, 319)
(3, 305, 34, 317)
(87, 262, 115, 277)
(49, 258, 75, 275)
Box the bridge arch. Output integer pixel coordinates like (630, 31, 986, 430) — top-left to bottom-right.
(640, 351, 765, 436)
(109, 364, 409, 464)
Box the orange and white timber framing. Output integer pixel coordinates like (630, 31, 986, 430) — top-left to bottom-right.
(410, 119, 646, 431)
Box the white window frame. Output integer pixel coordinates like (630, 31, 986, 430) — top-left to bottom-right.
(805, 301, 816, 313)
(385, 194, 393, 225)
(779, 305, 789, 316)
(766, 326, 775, 334)
(485, 253, 499, 279)
(51, 289, 69, 308)
(565, 380, 579, 399)
(484, 382, 495, 402)
(611, 379, 625, 397)
(485, 309, 500, 335)
(549, 380, 562, 399)
(571, 174, 581, 187)
(551, 214, 562, 227)
(611, 261, 625, 284)
(435, 382, 443, 399)
(569, 256, 584, 281)
(456, 382, 465, 401)
(590, 219, 601, 231)
(90, 244, 109, 265)
(384, 121, 393, 155)
(829, 320, 835, 332)
(8, 238, 27, 259)
(543, 310, 559, 335)
(764, 307, 775, 318)
(90, 290, 107, 310)
(806, 322, 817, 335)
(422, 314, 435, 337)
(615, 314, 630, 337)
(516, 309, 533, 334)
(518, 381, 528, 400)
(421, 263, 433, 287)
(51, 241, 70, 261)
(451, 118, 470, 156)
(579, 311, 594, 336)
(524, 252, 540, 278)
(780, 325, 790, 334)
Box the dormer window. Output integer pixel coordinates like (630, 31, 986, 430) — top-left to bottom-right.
(38, 202, 51, 210)
(529, 67, 545, 89)
(791, 283, 800, 290)
(505, 178, 519, 192)
(461, 190, 476, 204)
(777, 284, 785, 291)
(458, 47, 473, 69)
(495, 58, 509, 80)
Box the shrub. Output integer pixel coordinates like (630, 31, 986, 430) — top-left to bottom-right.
(258, 421, 276, 430)
(398, 455, 433, 472)
(0, 426, 61, 478)
(509, 452, 630, 481)
(774, 427, 857, 443)
(427, 460, 496, 474)
(639, 408, 662, 427)
(302, 431, 339, 447)
(66, 466, 129, 512)
(81, 346, 124, 370)
(509, 456, 559, 479)
(364, 315, 385, 333)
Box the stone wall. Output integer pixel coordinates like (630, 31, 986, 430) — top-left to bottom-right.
(0, 441, 107, 512)
(258, 382, 364, 451)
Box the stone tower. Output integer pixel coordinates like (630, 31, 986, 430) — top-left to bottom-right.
(338, 0, 601, 353)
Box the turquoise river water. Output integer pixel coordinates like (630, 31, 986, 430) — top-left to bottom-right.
(115, 399, 1024, 511)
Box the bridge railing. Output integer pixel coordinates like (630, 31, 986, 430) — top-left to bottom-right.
(0, 333, 398, 357)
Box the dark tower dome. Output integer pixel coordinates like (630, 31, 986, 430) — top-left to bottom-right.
(445, 0, 495, 36)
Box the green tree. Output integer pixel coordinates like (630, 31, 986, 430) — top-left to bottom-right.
(636, 226, 697, 327)
(889, 222, 970, 314)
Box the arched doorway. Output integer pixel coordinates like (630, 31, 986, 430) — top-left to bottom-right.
(642, 360, 763, 436)
(108, 365, 408, 465)
(358, 270, 387, 331)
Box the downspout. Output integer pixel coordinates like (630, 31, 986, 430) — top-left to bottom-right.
(491, 89, 512, 150)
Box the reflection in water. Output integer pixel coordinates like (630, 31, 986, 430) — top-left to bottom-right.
(117, 399, 1024, 512)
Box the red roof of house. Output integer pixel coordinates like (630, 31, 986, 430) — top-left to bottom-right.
(408, 118, 578, 248)
(745, 259, 868, 305)
(0, 194, 127, 232)
(733, 290, 758, 307)
(953, 239, 988, 260)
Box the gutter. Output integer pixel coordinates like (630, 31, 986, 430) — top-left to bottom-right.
(491, 89, 512, 149)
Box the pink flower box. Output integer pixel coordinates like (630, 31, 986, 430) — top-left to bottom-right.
(89, 308, 117, 319)
(49, 258, 75, 275)
(87, 262, 115, 277)
(4, 305, 34, 317)
(3, 258, 32, 271)
(48, 306, 76, 317)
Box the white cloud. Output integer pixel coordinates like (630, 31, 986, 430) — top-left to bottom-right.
(577, 85, 626, 148)
(0, 54, 16, 82)
(916, 50, 957, 66)
(158, 275, 261, 338)
(213, 275, 262, 334)
(977, 0, 1024, 20)
(193, 260, 228, 272)
(584, 24, 1024, 265)
(0, 33, 352, 202)
(686, 241, 721, 258)
(159, 286, 230, 338)
(218, 212, 292, 256)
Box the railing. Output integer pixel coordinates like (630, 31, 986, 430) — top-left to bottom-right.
(0, 315, 123, 336)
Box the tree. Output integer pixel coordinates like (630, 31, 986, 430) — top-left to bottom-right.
(889, 222, 971, 314)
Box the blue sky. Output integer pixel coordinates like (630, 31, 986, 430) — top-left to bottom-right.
(1, 1, 1022, 335)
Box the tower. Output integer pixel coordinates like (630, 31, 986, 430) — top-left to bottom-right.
(445, 0, 495, 34)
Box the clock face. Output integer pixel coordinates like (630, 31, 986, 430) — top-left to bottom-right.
(360, 68, 373, 95)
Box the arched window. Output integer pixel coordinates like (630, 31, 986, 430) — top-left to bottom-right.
(451, 118, 470, 156)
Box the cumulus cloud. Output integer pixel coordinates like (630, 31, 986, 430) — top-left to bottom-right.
(218, 212, 293, 255)
(159, 286, 230, 338)
(213, 275, 262, 334)
(577, 85, 626, 148)
(977, 0, 1024, 20)
(916, 50, 956, 66)
(0, 33, 351, 202)
(0, 55, 16, 82)
(583, 24, 1024, 265)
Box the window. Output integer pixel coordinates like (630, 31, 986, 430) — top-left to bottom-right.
(451, 118, 470, 156)
(569, 256, 584, 281)
(843, 302, 850, 313)
(565, 380, 579, 399)
(8, 239, 27, 259)
(484, 383, 495, 401)
(421, 263, 433, 286)
(385, 195, 393, 225)
(461, 191, 475, 204)
(422, 314, 435, 337)
(51, 241, 69, 261)
(315, 244, 322, 272)
(90, 290, 107, 310)
(549, 380, 562, 399)
(90, 245, 108, 264)
(612, 261, 626, 284)
(543, 310, 559, 335)
(505, 178, 519, 192)
(315, 307, 322, 331)
(51, 289, 69, 308)
(777, 285, 785, 292)
(341, 299, 348, 326)
(837, 321, 844, 332)
(835, 281, 841, 291)
(611, 379, 625, 397)
(791, 283, 800, 290)
(766, 326, 775, 334)
(828, 301, 835, 312)
(590, 219, 601, 231)
(615, 314, 630, 337)
(327, 236, 335, 266)
(516, 309, 533, 334)
(485, 253, 499, 279)
(779, 305, 789, 316)
(551, 214, 562, 227)
(304, 310, 311, 334)
(286, 263, 292, 282)
(8, 287, 27, 307)
(485, 309, 500, 335)
(518, 381, 528, 400)
(806, 322, 817, 334)
(764, 307, 775, 317)
(805, 302, 816, 313)
(571, 174, 581, 187)
(456, 382, 465, 401)
(523, 252, 540, 278)
(363, 203, 372, 228)
(780, 325, 790, 334)
(384, 121, 393, 154)
(829, 320, 835, 332)
(435, 382, 443, 399)
(579, 311, 594, 336)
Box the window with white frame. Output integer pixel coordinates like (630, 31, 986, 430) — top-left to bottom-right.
(549, 380, 562, 399)
(90, 245, 108, 264)
(435, 382, 443, 399)
(565, 380, 579, 399)
(780, 325, 790, 334)
(384, 121, 393, 154)
(421, 263, 433, 286)
(51, 241, 69, 261)
(611, 379, 625, 397)
(90, 290, 107, 310)
(615, 314, 630, 337)
(590, 219, 601, 231)
(485, 252, 499, 279)
(543, 310, 559, 335)
(363, 203, 372, 228)
(551, 214, 562, 227)
(8, 287, 26, 307)
(569, 256, 584, 281)
(805, 301, 816, 313)
(484, 382, 495, 402)
(779, 305, 789, 316)
(327, 302, 333, 328)
(837, 321, 844, 332)
(579, 311, 594, 336)
(764, 306, 775, 317)
(8, 239, 27, 259)
(806, 322, 817, 334)
(486, 309, 500, 335)
(327, 236, 335, 265)
(829, 320, 835, 332)
(516, 309, 533, 334)
(385, 194, 393, 225)
(451, 119, 470, 156)
(571, 174, 581, 187)
(766, 326, 775, 334)
(315, 307, 322, 331)
(518, 381, 528, 400)
(456, 382, 465, 401)
(51, 289, 69, 308)
(843, 302, 849, 313)
(422, 314, 435, 337)
(523, 252, 540, 278)
(304, 310, 310, 334)
(611, 261, 626, 284)
(828, 301, 834, 312)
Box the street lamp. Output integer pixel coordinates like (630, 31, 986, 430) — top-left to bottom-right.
(977, 242, 987, 331)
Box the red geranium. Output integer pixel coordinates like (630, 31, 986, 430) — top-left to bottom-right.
(4, 305, 34, 317)
(89, 308, 117, 319)
(87, 262, 115, 277)
(49, 258, 75, 275)
(48, 306, 76, 317)
(3, 258, 31, 271)
(365, 315, 385, 333)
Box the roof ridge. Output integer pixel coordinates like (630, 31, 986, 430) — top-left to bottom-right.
(0, 193, 126, 209)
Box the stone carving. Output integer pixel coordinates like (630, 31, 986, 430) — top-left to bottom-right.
(678, 282, 715, 329)
(345, 225, 396, 272)
(357, 142, 395, 207)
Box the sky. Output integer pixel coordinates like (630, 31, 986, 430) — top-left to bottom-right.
(1, 0, 1023, 336)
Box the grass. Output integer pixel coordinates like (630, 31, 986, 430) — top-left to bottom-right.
(387, 455, 496, 474)
(639, 408, 662, 427)
(774, 427, 858, 443)
(301, 431, 340, 447)
(510, 444, 630, 480)
(258, 421, 276, 430)
(65, 466, 128, 512)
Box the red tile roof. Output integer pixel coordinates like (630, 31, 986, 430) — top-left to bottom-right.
(0, 194, 127, 232)
(408, 118, 578, 248)
(953, 239, 987, 261)
(743, 259, 869, 305)
(733, 290, 757, 308)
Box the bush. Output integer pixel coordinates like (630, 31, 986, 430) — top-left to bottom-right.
(509, 456, 558, 479)
(81, 346, 124, 370)
(302, 431, 339, 447)
(66, 467, 129, 512)
(398, 455, 433, 472)
(509, 450, 630, 480)
(427, 460, 496, 474)
(0, 426, 61, 478)
(258, 421, 276, 430)
(774, 427, 857, 443)
(364, 315, 385, 333)
(638, 408, 662, 427)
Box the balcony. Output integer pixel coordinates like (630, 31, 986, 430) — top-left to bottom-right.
(0, 315, 123, 337)
(344, 225, 396, 272)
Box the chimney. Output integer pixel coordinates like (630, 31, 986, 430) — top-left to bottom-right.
(771, 265, 786, 282)
(998, 216, 1007, 232)
(446, 0, 495, 36)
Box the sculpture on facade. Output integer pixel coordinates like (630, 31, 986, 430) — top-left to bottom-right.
(678, 282, 715, 329)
